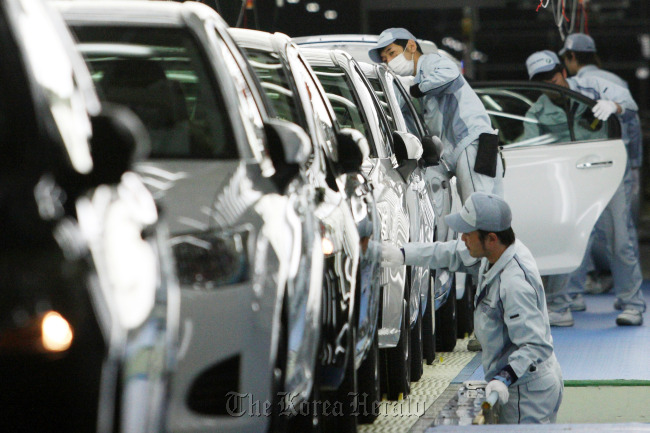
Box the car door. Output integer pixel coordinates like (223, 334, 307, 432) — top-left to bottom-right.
(472, 81, 627, 275)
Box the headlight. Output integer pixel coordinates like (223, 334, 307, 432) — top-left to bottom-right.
(41, 311, 74, 352)
(171, 230, 249, 290)
(0, 310, 73, 354)
(321, 237, 335, 256)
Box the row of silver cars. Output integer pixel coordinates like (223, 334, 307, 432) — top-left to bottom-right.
(3, 1, 630, 432)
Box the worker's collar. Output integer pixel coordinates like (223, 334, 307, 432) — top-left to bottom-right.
(576, 64, 599, 78)
(480, 241, 518, 287)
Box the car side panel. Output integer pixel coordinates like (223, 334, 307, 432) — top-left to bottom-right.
(503, 139, 626, 274)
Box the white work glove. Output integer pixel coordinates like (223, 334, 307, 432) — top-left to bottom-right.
(381, 242, 404, 267)
(485, 379, 509, 405)
(592, 99, 619, 121)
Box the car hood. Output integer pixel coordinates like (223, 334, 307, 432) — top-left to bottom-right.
(134, 160, 265, 235)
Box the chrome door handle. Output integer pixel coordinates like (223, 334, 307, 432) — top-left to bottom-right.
(576, 161, 613, 169)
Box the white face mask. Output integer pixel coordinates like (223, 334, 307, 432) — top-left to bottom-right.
(388, 52, 415, 76)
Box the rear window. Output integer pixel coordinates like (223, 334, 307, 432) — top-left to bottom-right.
(72, 26, 237, 159)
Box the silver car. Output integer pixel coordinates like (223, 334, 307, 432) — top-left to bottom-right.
(59, 2, 325, 432)
(230, 28, 381, 427)
(0, 0, 179, 432)
(301, 47, 430, 400)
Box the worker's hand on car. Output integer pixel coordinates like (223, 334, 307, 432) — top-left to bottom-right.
(381, 242, 404, 266)
(486, 379, 509, 405)
(592, 99, 619, 121)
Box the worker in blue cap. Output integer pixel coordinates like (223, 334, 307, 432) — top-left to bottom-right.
(370, 27, 505, 352)
(524, 50, 645, 327)
(559, 33, 644, 304)
(368, 28, 504, 204)
(382, 192, 563, 424)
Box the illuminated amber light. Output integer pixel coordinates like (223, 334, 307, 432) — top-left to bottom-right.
(321, 237, 334, 255)
(41, 311, 73, 352)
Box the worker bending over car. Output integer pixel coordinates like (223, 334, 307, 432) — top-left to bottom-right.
(369, 27, 505, 352)
(382, 192, 563, 424)
(368, 28, 503, 204)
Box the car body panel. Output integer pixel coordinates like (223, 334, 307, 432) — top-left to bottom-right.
(300, 48, 413, 349)
(360, 63, 439, 324)
(230, 29, 370, 376)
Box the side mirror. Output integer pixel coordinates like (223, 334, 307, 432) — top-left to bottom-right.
(336, 128, 369, 174)
(392, 131, 423, 180)
(88, 103, 150, 186)
(264, 118, 312, 190)
(392, 130, 423, 162)
(420, 136, 441, 167)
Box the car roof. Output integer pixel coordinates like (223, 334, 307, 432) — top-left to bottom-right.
(229, 27, 292, 53)
(54, 0, 217, 26)
(293, 33, 462, 73)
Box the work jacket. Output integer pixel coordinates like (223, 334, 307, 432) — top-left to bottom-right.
(411, 54, 494, 172)
(403, 239, 559, 385)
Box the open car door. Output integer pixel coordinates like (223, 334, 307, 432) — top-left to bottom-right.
(472, 81, 626, 275)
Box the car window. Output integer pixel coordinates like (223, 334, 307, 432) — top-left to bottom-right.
(368, 77, 397, 131)
(72, 26, 237, 160)
(311, 67, 369, 139)
(16, 0, 96, 174)
(390, 75, 426, 140)
(311, 65, 384, 158)
(352, 65, 394, 157)
(242, 48, 301, 125)
(475, 86, 610, 148)
(241, 45, 335, 189)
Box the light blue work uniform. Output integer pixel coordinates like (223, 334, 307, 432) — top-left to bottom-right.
(562, 74, 646, 313)
(411, 53, 503, 202)
(403, 239, 563, 424)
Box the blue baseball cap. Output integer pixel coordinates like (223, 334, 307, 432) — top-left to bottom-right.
(368, 28, 417, 63)
(559, 33, 596, 56)
(444, 192, 512, 233)
(525, 50, 561, 79)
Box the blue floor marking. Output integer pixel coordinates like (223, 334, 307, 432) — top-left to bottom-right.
(451, 353, 483, 383)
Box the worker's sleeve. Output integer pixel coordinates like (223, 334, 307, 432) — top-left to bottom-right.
(522, 107, 541, 141)
(586, 75, 639, 121)
(402, 239, 480, 275)
(499, 273, 554, 381)
(412, 54, 462, 97)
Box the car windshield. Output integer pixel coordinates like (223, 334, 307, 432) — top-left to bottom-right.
(72, 26, 237, 159)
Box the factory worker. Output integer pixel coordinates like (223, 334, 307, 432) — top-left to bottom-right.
(370, 27, 506, 352)
(559, 33, 644, 305)
(368, 28, 504, 204)
(525, 50, 645, 326)
(382, 192, 563, 424)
